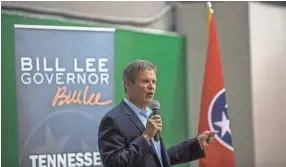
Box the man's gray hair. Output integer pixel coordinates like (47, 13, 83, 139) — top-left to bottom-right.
(123, 59, 156, 92)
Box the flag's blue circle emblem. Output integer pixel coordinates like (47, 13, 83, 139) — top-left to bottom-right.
(208, 88, 233, 151)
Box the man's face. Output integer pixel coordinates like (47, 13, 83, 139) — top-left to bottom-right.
(125, 69, 157, 107)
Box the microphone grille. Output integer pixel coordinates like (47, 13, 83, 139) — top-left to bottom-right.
(150, 100, 160, 109)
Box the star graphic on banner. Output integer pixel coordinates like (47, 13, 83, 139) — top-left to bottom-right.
(31, 125, 70, 154)
(213, 105, 231, 137)
(81, 140, 93, 152)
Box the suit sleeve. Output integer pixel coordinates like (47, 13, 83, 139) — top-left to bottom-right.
(98, 116, 154, 167)
(167, 137, 206, 165)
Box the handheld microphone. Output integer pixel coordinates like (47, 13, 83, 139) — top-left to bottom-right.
(150, 100, 160, 141)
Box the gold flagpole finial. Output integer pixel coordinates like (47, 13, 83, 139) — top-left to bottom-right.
(207, 1, 212, 8)
(207, 1, 214, 14)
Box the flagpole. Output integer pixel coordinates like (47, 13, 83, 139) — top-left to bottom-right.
(207, 2, 214, 15)
(207, 1, 213, 38)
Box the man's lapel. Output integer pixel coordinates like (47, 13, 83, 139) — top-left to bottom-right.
(122, 100, 145, 133)
(160, 135, 172, 167)
(122, 100, 171, 167)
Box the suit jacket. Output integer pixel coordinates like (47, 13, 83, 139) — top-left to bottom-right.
(98, 100, 205, 167)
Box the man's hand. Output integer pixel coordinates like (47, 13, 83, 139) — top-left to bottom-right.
(197, 130, 218, 147)
(142, 115, 162, 141)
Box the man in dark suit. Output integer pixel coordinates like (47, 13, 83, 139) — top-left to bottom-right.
(98, 60, 217, 167)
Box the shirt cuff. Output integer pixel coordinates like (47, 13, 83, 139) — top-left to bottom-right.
(197, 138, 204, 150)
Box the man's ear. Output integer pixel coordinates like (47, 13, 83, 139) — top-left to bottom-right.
(123, 78, 129, 89)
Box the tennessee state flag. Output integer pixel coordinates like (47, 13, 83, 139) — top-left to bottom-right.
(198, 2, 236, 167)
